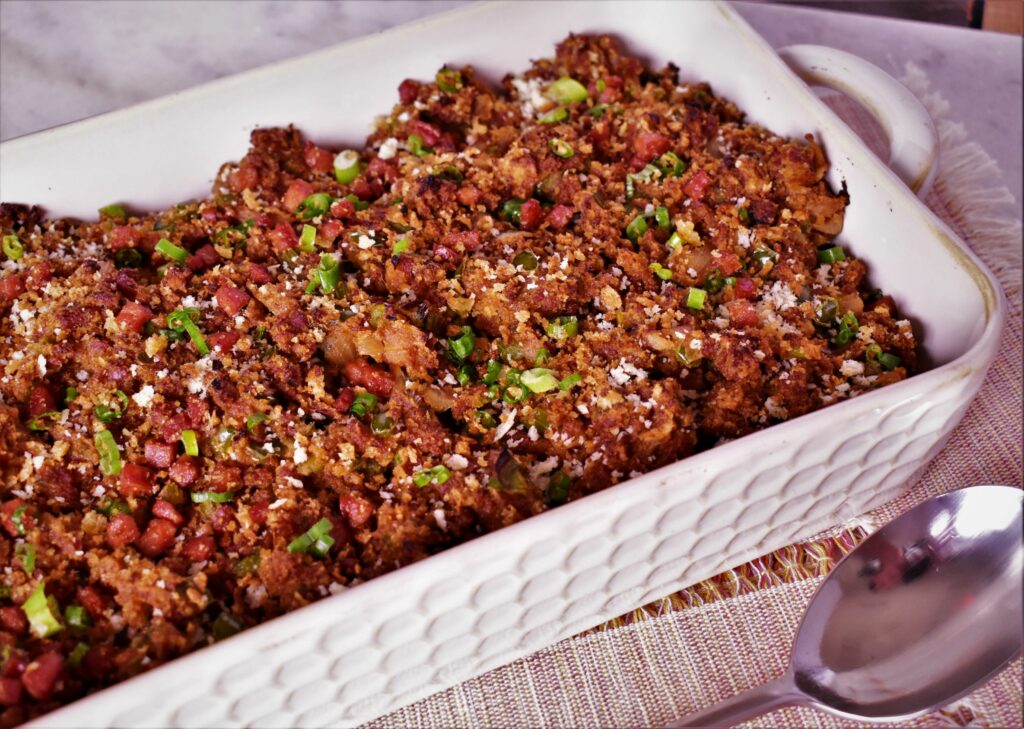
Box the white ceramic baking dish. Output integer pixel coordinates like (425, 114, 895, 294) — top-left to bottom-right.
(1, 1, 1005, 727)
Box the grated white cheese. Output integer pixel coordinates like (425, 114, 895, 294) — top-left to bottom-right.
(840, 360, 865, 378)
(378, 137, 400, 160)
(132, 385, 156, 408)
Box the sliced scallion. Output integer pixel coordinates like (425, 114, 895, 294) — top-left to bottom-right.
(407, 134, 430, 158)
(502, 198, 524, 224)
(350, 392, 378, 418)
(246, 413, 267, 432)
(521, 368, 559, 393)
(538, 107, 568, 125)
(296, 192, 333, 220)
(625, 215, 648, 243)
(287, 518, 335, 557)
(190, 490, 235, 504)
(155, 238, 188, 264)
(94, 429, 122, 476)
(392, 238, 410, 256)
(545, 315, 579, 340)
(666, 231, 683, 251)
(818, 245, 847, 264)
(64, 604, 89, 629)
(23, 582, 62, 638)
(738, 206, 753, 226)
(11, 505, 27, 536)
(299, 224, 317, 253)
(877, 352, 902, 370)
(513, 250, 538, 271)
(27, 411, 59, 431)
(448, 326, 476, 361)
(99, 203, 127, 219)
(436, 67, 463, 93)
(656, 151, 687, 177)
(15, 543, 35, 575)
(3, 234, 23, 261)
(546, 470, 571, 505)
(334, 150, 361, 185)
(549, 138, 574, 159)
(649, 262, 673, 281)
(686, 287, 707, 310)
(413, 465, 451, 487)
(166, 307, 210, 356)
(546, 77, 589, 104)
(655, 206, 671, 231)
(558, 372, 582, 391)
(181, 429, 199, 457)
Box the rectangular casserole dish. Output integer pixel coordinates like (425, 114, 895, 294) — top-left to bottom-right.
(0, 1, 1004, 726)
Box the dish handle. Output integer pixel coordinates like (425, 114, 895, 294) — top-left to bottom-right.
(777, 44, 938, 198)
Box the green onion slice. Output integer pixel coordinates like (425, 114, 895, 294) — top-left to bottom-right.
(99, 203, 127, 219)
(309, 254, 340, 295)
(666, 231, 683, 251)
(546, 77, 589, 104)
(738, 206, 753, 226)
(155, 238, 188, 264)
(3, 234, 24, 261)
(483, 360, 503, 385)
(545, 315, 579, 340)
(549, 139, 574, 159)
(27, 411, 59, 431)
(166, 307, 210, 356)
(538, 107, 568, 125)
(68, 642, 89, 668)
(625, 215, 648, 243)
(181, 429, 199, 456)
(546, 470, 571, 505)
(818, 245, 847, 264)
(686, 287, 707, 310)
(15, 543, 35, 575)
(370, 412, 394, 435)
(502, 198, 524, 224)
(334, 150, 361, 184)
(114, 248, 142, 268)
(413, 465, 451, 487)
(299, 224, 317, 252)
(296, 193, 333, 220)
(649, 262, 673, 281)
(407, 134, 431, 158)
(877, 352, 902, 370)
(23, 582, 63, 638)
(513, 250, 538, 271)
(246, 413, 267, 432)
(655, 206, 671, 231)
(190, 490, 235, 504)
(287, 517, 335, 557)
(94, 429, 122, 476)
(656, 151, 687, 177)
(64, 604, 89, 629)
(436, 67, 463, 93)
(392, 239, 410, 256)
(520, 368, 560, 393)
(559, 372, 582, 391)
(11, 505, 28, 536)
(448, 326, 476, 362)
(65, 387, 79, 404)
(350, 392, 378, 418)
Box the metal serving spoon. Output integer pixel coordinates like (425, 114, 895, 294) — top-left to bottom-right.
(672, 485, 1023, 727)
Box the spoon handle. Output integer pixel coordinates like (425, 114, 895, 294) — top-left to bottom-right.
(666, 675, 803, 728)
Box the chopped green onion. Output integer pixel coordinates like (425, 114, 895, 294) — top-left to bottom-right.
(296, 192, 333, 220)
(212, 611, 244, 641)
(407, 134, 431, 157)
(558, 372, 582, 391)
(546, 470, 571, 505)
(64, 604, 89, 629)
(545, 315, 579, 340)
(666, 231, 683, 251)
(11, 505, 27, 536)
(549, 138, 574, 158)
(190, 490, 235, 504)
(113, 248, 142, 268)
(333, 150, 361, 184)
(27, 411, 59, 431)
(99, 203, 127, 219)
(751, 246, 778, 268)
(513, 250, 538, 271)
(877, 352, 902, 370)
(677, 340, 703, 367)
(815, 298, 839, 325)
(686, 287, 707, 310)
(350, 392, 378, 418)
(655, 206, 671, 231)
(392, 238, 410, 256)
(589, 104, 607, 117)
(413, 465, 451, 487)
(94, 429, 122, 476)
(649, 262, 673, 281)
(233, 553, 261, 576)
(93, 404, 120, 424)
(625, 215, 648, 242)
(299, 224, 317, 252)
(546, 77, 589, 104)
(833, 312, 860, 347)
(534, 348, 550, 365)
(155, 238, 188, 264)
(370, 413, 394, 435)
(181, 429, 199, 457)
(3, 234, 24, 261)
(656, 151, 687, 177)
(166, 308, 210, 356)
(345, 193, 370, 211)
(309, 254, 340, 295)
(474, 410, 497, 429)
(520, 368, 560, 393)
(724, 276, 736, 286)
(738, 206, 753, 226)
(435, 165, 463, 182)
(456, 364, 473, 387)
(818, 245, 847, 264)
(246, 413, 267, 432)
(502, 198, 524, 224)
(68, 642, 89, 668)
(436, 67, 463, 93)
(287, 518, 335, 557)
(538, 107, 568, 125)
(865, 343, 882, 361)
(448, 326, 476, 361)
(705, 268, 725, 293)
(483, 360, 503, 385)
(65, 387, 79, 404)
(97, 499, 131, 516)
(15, 543, 35, 575)
(23, 582, 62, 638)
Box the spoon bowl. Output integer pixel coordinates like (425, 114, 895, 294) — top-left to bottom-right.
(673, 485, 1023, 727)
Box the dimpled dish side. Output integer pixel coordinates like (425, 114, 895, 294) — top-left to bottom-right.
(2, 2, 1004, 727)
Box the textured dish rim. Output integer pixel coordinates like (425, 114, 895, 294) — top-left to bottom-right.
(8, 1, 1007, 725)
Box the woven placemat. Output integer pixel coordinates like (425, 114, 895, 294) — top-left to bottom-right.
(369, 64, 1023, 729)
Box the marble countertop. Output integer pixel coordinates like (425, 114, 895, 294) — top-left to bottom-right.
(1, 0, 1020, 212)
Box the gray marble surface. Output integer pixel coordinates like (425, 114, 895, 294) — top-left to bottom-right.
(1, 0, 1020, 212)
